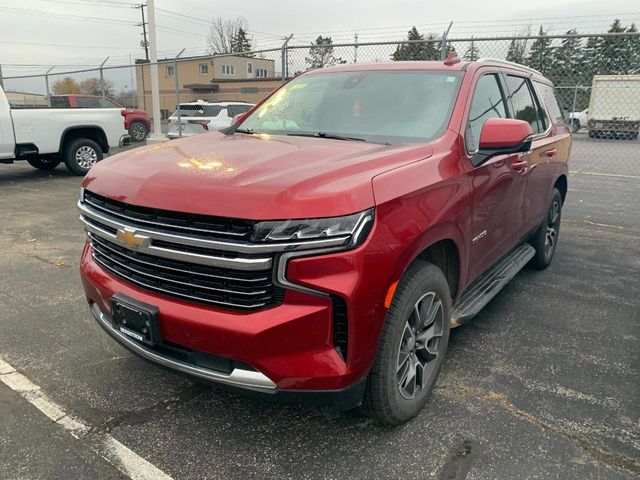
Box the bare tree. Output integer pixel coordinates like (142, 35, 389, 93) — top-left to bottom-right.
(207, 17, 250, 54)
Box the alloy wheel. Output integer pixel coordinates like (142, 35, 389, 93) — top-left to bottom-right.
(131, 123, 147, 141)
(75, 145, 98, 169)
(544, 200, 560, 259)
(396, 292, 444, 400)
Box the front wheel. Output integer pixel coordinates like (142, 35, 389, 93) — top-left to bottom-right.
(64, 138, 103, 176)
(363, 261, 451, 425)
(528, 188, 562, 270)
(27, 158, 61, 171)
(570, 119, 581, 133)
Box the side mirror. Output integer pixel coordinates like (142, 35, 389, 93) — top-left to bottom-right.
(232, 112, 248, 124)
(471, 118, 534, 167)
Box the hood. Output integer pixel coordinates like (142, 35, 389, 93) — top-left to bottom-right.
(83, 132, 432, 219)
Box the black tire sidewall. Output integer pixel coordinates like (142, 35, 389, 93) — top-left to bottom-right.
(64, 139, 103, 176)
(27, 158, 61, 171)
(529, 188, 562, 269)
(366, 261, 451, 425)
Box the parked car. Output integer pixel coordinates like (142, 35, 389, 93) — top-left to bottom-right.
(166, 100, 253, 139)
(587, 75, 640, 139)
(569, 108, 588, 133)
(50, 94, 151, 142)
(78, 58, 570, 424)
(1, 86, 130, 175)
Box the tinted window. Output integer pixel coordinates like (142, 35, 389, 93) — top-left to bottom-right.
(50, 97, 70, 108)
(465, 74, 508, 152)
(98, 98, 121, 108)
(76, 97, 100, 108)
(229, 104, 251, 116)
(534, 81, 565, 125)
(171, 104, 224, 117)
(240, 71, 463, 145)
(505, 76, 547, 134)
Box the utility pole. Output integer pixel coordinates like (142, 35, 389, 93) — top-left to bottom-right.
(146, 0, 163, 141)
(135, 3, 149, 61)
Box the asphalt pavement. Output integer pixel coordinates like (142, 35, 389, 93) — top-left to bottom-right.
(0, 135, 638, 479)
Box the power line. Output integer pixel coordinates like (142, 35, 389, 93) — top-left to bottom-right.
(0, 6, 136, 25)
(0, 39, 140, 50)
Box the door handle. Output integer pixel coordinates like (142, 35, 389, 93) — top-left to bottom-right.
(511, 159, 528, 172)
(543, 148, 557, 158)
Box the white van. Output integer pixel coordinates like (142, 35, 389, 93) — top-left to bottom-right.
(167, 100, 254, 138)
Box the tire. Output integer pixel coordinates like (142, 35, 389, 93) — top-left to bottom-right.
(27, 158, 60, 171)
(528, 188, 562, 270)
(570, 119, 581, 133)
(63, 138, 103, 176)
(363, 261, 451, 425)
(129, 121, 148, 142)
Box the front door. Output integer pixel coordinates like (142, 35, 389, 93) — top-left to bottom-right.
(463, 71, 529, 282)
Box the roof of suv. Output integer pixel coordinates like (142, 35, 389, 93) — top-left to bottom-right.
(179, 100, 253, 106)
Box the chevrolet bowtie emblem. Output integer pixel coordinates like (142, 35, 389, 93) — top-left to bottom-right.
(115, 227, 149, 249)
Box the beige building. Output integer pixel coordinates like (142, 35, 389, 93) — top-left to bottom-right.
(135, 54, 283, 118)
(5, 90, 47, 107)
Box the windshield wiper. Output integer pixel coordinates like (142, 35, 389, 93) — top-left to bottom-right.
(286, 132, 367, 142)
(235, 128, 256, 134)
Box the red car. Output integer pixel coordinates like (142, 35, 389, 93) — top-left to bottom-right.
(79, 57, 570, 424)
(51, 94, 151, 142)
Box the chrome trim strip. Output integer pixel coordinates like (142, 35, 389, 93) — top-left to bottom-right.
(92, 254, 269, 309)
(90, 303, 276, 390)
(89, 234, 269, 284)
(80, 215, 272, 271)
(79, 201, 351, 254)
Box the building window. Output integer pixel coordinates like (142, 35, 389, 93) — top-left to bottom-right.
(222, 65, 235, 76)
(166, 65, 175, 77)
(247, 62, 253, 74)
(199, 64, 209, 75)
(255, 68, 268, 78)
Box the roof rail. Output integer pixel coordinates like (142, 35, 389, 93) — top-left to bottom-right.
(475, 58, 543, 76)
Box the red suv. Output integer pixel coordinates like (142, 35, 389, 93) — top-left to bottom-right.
(79, 58, 570, 424)
(51, 95, 151, 142)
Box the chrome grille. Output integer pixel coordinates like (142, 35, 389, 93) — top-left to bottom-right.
(80, 190, 284, 310)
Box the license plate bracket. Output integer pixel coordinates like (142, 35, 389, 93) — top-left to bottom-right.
(111, 293, 160, 346)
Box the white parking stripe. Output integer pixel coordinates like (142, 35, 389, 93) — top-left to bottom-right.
(0, 357, 173, 480)
(570, 170, 640, 180)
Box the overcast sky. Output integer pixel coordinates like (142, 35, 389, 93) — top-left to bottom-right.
(1, 0, 638, 92)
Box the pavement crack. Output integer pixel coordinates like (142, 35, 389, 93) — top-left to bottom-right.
(93, 383, 208, 433)
(438, 383, 640, 474)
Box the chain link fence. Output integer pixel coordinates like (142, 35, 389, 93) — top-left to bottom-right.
(3, 32, 639, 174)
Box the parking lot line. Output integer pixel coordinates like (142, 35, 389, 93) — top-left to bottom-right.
(0, 357, 173, 480)
(570, 170, 640, 180)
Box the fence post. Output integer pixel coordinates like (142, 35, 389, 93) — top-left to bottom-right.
(571, 85, 579, 118)
(440, 21, 453, 60)
(281, 34, 293, 83)
(174, 48, 185, 138)
(44, 66, 55, 107)
(99, 57, 109, 98)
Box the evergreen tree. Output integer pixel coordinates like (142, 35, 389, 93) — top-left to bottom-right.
(505, 38, 525, 64)
(463, 38, 480, 61)
(599, 19, 629, 74)
(305, 36, 345, 69)
(231, 28, 254, 55)
(549, 29, 583, 87)
(391, 27, 439, 61)
(627, 23, 640, 74)
(526, 26, 552, 74)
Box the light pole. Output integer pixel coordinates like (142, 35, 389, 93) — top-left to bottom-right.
(146, 0, 164, 141)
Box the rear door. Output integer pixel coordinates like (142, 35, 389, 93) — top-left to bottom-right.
(503, 74, 561, 233)
(464, 71, 529, 281)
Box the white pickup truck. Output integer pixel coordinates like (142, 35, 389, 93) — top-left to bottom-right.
(0, 85, 130, 175)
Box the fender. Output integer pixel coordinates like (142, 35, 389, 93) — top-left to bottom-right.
(58, 125, 108, 154)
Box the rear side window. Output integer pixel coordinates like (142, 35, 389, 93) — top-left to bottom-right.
(228, 104, 252, 116)
(505, 75, 547, 134)
(465, 74, 508, 153)
(76, 97, 100, 108)
(534, 81, 565, 125)
(50, 97, 70, 107)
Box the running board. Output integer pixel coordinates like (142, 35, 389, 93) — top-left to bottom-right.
(451, 243, 535, 326)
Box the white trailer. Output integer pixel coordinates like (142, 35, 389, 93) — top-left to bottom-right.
(587, 75, 640, 140)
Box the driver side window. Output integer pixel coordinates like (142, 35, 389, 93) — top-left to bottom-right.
(465, 74, 508, 153)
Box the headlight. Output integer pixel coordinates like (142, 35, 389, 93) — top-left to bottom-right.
(251, 209, 374, 248)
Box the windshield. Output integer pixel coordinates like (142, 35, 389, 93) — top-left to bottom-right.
(238, 70, 463, 144)
(172, 104, 224, 118)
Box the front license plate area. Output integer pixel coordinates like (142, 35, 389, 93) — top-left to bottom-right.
(111, 293, 160, 346)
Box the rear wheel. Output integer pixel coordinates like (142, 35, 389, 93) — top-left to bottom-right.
(63, 138, 103, 176)
(363, 261, 451, 425)
(129, 121, 148, 142)
(27, 158, 60, 171)
(528, 188, 562, 270)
